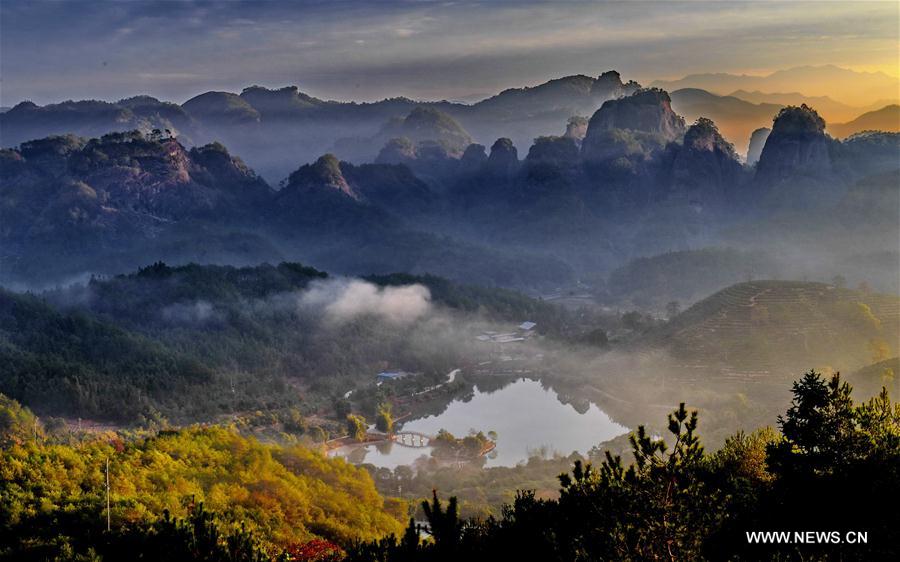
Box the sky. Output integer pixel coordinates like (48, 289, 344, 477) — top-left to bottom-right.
(1, 0, 898, 106)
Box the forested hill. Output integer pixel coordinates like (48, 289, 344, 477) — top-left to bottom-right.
(365, 272, 567, 330)
(0, 287, 214, 421)
(0, 395, 407, 557)
(643, 280, 900, 374)
(1, 262, 568, 424)
(61, 262, 564, 329)
(71, 261, 329, 325)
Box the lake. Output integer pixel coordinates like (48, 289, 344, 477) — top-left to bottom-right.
(330, 377, 628, 468)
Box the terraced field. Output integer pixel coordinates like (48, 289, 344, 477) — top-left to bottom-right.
(645, 281, 900, 378)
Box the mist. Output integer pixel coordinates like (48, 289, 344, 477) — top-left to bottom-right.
(301, 279, 432, 326)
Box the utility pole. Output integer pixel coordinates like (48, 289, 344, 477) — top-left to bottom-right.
(106, 457, 111, 532)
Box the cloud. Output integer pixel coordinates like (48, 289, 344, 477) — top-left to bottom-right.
(300, 279, 432, 326)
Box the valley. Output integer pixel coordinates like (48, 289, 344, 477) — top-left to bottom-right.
(1, 3, 899, 557)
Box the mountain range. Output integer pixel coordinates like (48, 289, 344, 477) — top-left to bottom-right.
(651, 65, 899, 107)
(829, 104, 900, 139)
(2, 67, 896, 178)
(2, 70, 898, 299)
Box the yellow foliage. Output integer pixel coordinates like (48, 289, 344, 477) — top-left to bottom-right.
(0, 426, 405, 549)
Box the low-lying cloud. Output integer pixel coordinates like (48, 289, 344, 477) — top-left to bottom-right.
(301, 279, 432, 326)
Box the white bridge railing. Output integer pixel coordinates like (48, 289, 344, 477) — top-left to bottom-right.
(392, 431, 431, 448)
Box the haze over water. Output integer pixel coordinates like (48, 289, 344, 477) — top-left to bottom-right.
(333, 378, 628, 468)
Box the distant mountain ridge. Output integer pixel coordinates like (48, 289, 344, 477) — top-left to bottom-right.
(651, 65, 899, 107)
(4, 66, 896, 178)
(829, 105, 900, 139)
(726, 90, 878, 122)
(0, 71, 640, 181)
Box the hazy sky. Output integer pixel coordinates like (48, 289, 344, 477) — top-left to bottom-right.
(1, 0, 898, 106)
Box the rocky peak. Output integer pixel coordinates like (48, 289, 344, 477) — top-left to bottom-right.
(5, 130, 271, 229)
(414, 140, 453, 162)
(592, 71, 642, 101)
(375, 137, 417, 165)
(459, 143, 488, 172)
(581, 88, 686, 163)
(683, 118, 738, 158)
(239, 85, 322, 117)
(188, 142, 267, 193)
(286, 154, 356, 198)
(756, 104, 833, 182)
(526, 136, 580, 166)
(380, 107, 473, 156)
(668, 118, 743, 200)
(746, 127, 771, 166)
(769, 104, 826, 136)
(7, 101, 39, 114)
(564, 116, 589, 142)
(594, 70, 624, 91)
(487, 138, 519, 176)
(585, 88, 686, 140)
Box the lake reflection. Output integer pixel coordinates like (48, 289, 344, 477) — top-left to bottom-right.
(330, 378, 627, 468)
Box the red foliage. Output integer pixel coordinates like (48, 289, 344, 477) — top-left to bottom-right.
(284, 538, 344, 562)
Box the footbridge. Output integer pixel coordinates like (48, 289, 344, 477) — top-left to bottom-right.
(392, 431, 432, 448)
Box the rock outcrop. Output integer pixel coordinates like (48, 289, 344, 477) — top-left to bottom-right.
(581, 88, 686, 164)
(239, 85, 323, 118)
(0, 130, 271, 253)
(525, 136, 580, 166)
(585, 88, 686, 140)
(746, 127, 771, 166)
(458, 143, 488, 173)
(375, 137, 417, 165)
(564, 116, 589, 143)
(755, 104, 832, 182)
(591, 70, 642, 101)
(285, 153, 356, 199)
(487, 138, 519, 176)
(379, 107, 473, 157)
(667, 118, 744, 201)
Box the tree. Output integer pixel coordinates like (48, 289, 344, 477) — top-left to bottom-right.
(0, 393, 42, 446)
(421, 491, 461, 558)
(582, 327, 609, 347)
(334, 398, 352, 419)
(768, 370, 861, 475)
(345, 372, 900, 562)
(347, 414, 367, 442)
(375, 403, 394, 434)
(557, 403, 721, 561)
